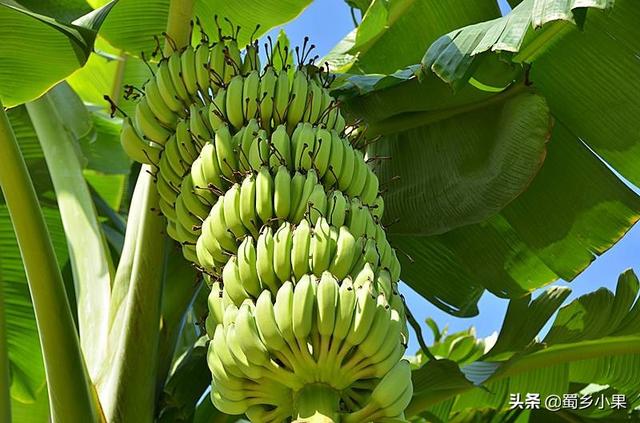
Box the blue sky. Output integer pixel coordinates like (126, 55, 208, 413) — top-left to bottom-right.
(265, 0, 640, 352)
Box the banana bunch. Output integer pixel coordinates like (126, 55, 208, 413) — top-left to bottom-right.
(118, 26, 411, 422)
(206, 272, 410, 420)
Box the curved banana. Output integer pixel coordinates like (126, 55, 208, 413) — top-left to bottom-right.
(291, 219, 311, 280)
(256, 226, 280, 293)
(273, 165, 291, 220)
(273, 222, 293, 282)
(237, 237, 261, 297)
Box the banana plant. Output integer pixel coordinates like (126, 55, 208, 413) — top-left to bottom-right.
(0, 0, 638, 422)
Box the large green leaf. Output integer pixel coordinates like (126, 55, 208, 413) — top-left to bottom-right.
(420, 0, 615, 87)
(0, 205, 67, 406)
(98, 0, 312, 58)
(337, 0, 640, 315)
(339, 0, 501, 74)
(408, 270, 640, 419)
(0, 1, 115, 107)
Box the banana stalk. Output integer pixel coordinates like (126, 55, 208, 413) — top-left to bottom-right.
(293, 384, 341, 423)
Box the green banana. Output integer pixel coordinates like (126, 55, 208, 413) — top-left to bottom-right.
(156, 59, 186, 114)
(329, 226, 357, 280)
(316, 272, 338, 337)
(337, 140, 355, 191)
(242, 70, 260, 121)
(313, 127, 333, 178)
(273, 165, 291, 220)
(254, 290, 286, 352)
(222, 257, 249, 305)
(310, 217, 331, 277)
(214, 124, 238, 180)
(291, 169, 318, 222)
(237, 237, 261, 297)
(239, 173, 260, 238)
(307, 183, 327, 224)
(292, 274, 316, 340)
(361, 168, 380, 206)
(287, 69, 309, 129)
(274, 281, 295, 342)
(226, 75, 245, 129)
(135, 97, 172, 145)
(256, 226, 280, 293)
(346, 149, 368, 198)
(256, 165, 274, 224)
(259, 67, 277, 125)
(194, 42, 211, 96)
(291, 219, 311, 280)
(180, 46, 198, 96)
(143, 78, 177, 127)
(273, 221, 293, 282)
(222, 183, 246, 239)
(120, 118, 161, 164)
(168, 51, 191, 102)
(269, 125, 291, 171)
(273, 69, 290, 125)
(207, 88, 227, 131)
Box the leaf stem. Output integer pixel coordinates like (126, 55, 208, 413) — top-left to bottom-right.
(0, 99, 101, 422)
(26, 83, 113, 382)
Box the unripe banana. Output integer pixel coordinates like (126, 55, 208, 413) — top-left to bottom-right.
(180, 177, 210, 219)
(293, 123, 316, 171)
(215, 124, 238, 180)
(189, 104, 212, 147)
(224, 39, 243, 82)
(376, 269, 393, 299)
(334, 113, 346, 134)
(323, 130, 345, 189)
(239, 173, 260, 238)
(208, 42, 226, 89)
(337, 141, 356, 190)
(329, 226, 357, 280)
(313, 127, 333, 178)
(222, 257, 249, 306)
(274, 281, 295, 342)
(259, 67, 277, 125)
(222, 183, 246, 239)
(211, 323, 244, 379)
(273, 165, 291, 220)
(241, 41, 260, 74)
(361, 168, 380, 206)
(143, 78, 177, 127)
(168, 51, 191, 102)
(135, 97, 172, 145)
(163, 135, 187, 175)
(180, 46, 198, 96)
(307, 183, 327, 224)
(211, 385, 249, 415)
(120, 118, 161, 164)
(195, 42, 212, 95)
(175, 119, 198, 163)
(226, 75, 245, 129)
(156, 59, 185, 114)
(273, 69, 290, 125)
(347, 198, 367, 240)
(346, 149, 368, 198)
(291, 219, 311, 279)
(291, 169, 318, 222)
(225, 325, 264, 380)
(292, 274, 316, 340)
(235, 302, 270, 364)
(389, 249, 401, 282)
(254, 290, 286, 352)
(249, 129, 270, 171)
(238, 119, 260, 171)
(362, 238, 380, 269)
(310, 217, 331, 276)
(237, 237, 261, 297)
(256, 165, 274, 224)
(197, 233, 219, 273)
(208, 88, 227, 131)
(287, 69, 309, 129)
(316, 272, 339, 337)
(256, 226, 280, 293)
(207, 196, 238, 253)
(347, 281, 377, 346)
(288, 171, 306, 221)
(197, 227, 227, 270)
(370, 360, 412, 409)
(197, 143, 224, 196)
(270, 125, 291, 171)
(273, 222, 293, 282)
(371, 195, 385, 222)
(379, 382, 413, 418)
(242, 70, 260, 121)
(327, 190, 347, 227)
(333, 277, 356, 341)
(303, 79, 323, 124)
(357, 293, 391, 358)
(158, 195, 177, 221)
